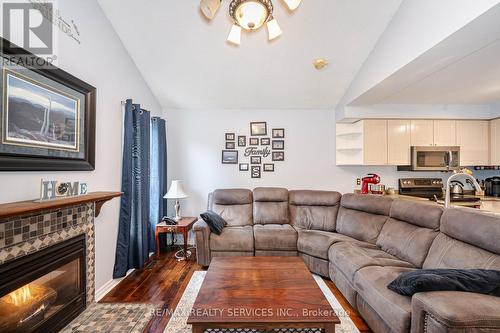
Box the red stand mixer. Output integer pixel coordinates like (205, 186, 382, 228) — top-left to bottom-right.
(361, 173, 381, 194)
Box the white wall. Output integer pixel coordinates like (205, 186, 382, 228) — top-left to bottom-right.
(339, 0, 500, 107)
(166, 108, 493, 216)
(0, 1, 162, 291)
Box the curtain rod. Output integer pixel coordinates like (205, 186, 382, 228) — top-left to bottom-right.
(121, 100, 150, 113)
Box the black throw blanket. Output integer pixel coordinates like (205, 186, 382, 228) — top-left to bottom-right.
(388, 269, 500, 297)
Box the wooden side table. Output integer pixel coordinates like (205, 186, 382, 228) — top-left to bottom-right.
(155, 217, 197, 260)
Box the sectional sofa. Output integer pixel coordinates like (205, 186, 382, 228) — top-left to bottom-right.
(193, 187, 500, 333)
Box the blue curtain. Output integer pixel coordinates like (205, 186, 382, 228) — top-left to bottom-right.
(113, 99, 151, 278)
(149, 117, 168, 250)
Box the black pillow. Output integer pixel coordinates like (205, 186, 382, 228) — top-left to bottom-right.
(388, 269, 500, 297)
(200, 211, 227, 235)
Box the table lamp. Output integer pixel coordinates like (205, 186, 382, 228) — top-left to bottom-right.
(164, 180, 189, 221)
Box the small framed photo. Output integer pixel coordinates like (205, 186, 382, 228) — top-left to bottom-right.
(272, 128, 285, 138)
(251, 166, 261, 178)
(226, 142, 236, 149)
(238, 136, 246, 147)
(225, 133, 235, 141)
(251, 156, 262, 164)
(222, 150, 238, 164)
(272, 140, 285, 150)
(263, 163, 274, 172)
(272, 151, 285, 161)
(250, 122, 267, 136)
(239, 163, 249, 171)
(249, 138, 259, 146)
(261, 138, 271, 146)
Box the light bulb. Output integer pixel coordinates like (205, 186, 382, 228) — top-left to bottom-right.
(267, 18, 282, 40)
(227, 24, 242, 45)
(282, 0, 302, 11)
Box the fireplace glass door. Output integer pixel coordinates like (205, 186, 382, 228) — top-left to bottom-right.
(0, 235, 86, 333)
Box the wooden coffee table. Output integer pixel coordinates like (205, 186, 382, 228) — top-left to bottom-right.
(187, 257, 340, 333)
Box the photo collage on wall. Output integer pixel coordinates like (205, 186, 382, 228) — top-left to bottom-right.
(221, 122, 285, 178)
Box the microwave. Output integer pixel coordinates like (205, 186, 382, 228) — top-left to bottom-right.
(410, 146, 460, 171)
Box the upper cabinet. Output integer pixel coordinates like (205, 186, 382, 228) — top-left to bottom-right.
(388, 120, 411, 165)
(491, 119, 500, 165)
(456, 120, 490, 166)
(336, 120, 387, 165)
(410, 120, 434, 146)
(433, 120, 457, 146)
(363, 120, 388, 165)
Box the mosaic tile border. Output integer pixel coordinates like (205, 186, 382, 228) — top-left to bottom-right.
(0, 203, 96, 303)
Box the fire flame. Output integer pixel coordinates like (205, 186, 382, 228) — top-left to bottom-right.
(5, 284, 34, 306)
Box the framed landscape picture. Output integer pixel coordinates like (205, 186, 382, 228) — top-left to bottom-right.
(272, 140, 285, 150)
(0, 37, 96, 171)
(222, 150, 238, 164)
(250, 122, 267, 136)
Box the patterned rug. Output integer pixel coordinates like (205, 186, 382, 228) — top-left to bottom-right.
(61, 303, 158, 333)
(164, 271, 360, 333)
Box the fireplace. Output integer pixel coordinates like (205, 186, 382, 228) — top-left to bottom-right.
(0, 235, 86, 333)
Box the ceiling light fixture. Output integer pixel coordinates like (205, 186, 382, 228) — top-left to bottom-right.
(200, 0, 301, 45)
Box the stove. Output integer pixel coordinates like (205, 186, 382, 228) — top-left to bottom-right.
(398, 178, 481, 203)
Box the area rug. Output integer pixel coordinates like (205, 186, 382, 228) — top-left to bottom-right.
(61, 302, 158, 333)
(164, 271, 360, 333)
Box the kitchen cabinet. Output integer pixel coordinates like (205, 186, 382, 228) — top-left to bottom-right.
(433, 120, 456, 146)
(387, 120, 411, 165)
(491, 118, 500, 165)
(363, 120, 388, 165)
(456, 120, 490, 166)
(410, 120, 434, 146)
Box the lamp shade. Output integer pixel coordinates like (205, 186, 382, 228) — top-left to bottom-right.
(200, 0, 221, 20)
(164, 180, 189, 199)
(282, 0, 302, 10)
(267, 17, 282, 40)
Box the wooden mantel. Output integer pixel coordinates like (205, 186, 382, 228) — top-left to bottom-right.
(0, 191, 122, 219)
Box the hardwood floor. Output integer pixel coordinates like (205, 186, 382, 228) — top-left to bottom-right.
(100, 249, 372, 333)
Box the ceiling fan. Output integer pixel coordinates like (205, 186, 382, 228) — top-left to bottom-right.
(200, 0, 302, 45)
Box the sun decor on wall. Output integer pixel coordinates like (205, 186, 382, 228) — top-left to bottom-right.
(199, 0, 302, 45)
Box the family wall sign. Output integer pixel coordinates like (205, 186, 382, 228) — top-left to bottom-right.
(221, 122, 285, 179)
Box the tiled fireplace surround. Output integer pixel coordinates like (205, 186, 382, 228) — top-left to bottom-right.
(0, 202, 96, 304)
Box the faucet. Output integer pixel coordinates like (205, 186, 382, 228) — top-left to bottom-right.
(444, 173, 482, 208)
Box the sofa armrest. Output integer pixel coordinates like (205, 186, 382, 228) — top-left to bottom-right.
(193, 220, 211, 266)
(411, 291, 500, 333)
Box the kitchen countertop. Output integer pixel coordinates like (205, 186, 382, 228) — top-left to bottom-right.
(384, 193, 500, 215)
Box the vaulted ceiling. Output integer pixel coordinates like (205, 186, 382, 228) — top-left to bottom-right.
(98, 0, 402, 109)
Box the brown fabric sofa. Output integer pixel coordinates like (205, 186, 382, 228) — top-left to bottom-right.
(193, 187, 500, 333)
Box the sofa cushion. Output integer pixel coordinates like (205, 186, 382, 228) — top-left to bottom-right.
(297, 229, 377, 260)
(210, 189, 253, 227)
(354, 266, 416, 333)
(423, 233, 500, 270)
(288, 190, 341, 232)
(209, 226, 254, 252)
(376, 219, 439, 268)
(254, 224, 297, 251)
(390, 199, 443, 229)
(329, 242, 414, 282)
(440, 208, 500, 254)
(341, 193, 393, 215)
(253, 187, 289, 225)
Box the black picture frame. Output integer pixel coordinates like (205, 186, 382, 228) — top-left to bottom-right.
(249, 138, 259, 146)
(272, 151, 285, 161)
(251, 156, 261, 164)
(225, 133, 235, 141)
(251, 166, 261, 178)
(273, 128, 285, 138)
(0, 37, 96, 171)
(272, 140, 285, 150)
(222, 150, 238, 164)
(226, 142, 236, 149)
(250, 122, 267, 136)
(238, 135, 246, 147)
(260, 138, 270, 145)
(239, 163, 249, 171)
(263, 163, 274, 172)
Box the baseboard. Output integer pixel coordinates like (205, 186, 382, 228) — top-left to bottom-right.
(95, 268, 135, 302)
